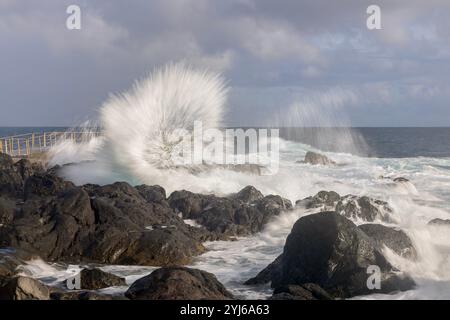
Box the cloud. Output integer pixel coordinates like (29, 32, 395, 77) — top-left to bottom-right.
(230, 17, 323, 64)
(1, 0, 450, 126)
(0, 3, 128, 58)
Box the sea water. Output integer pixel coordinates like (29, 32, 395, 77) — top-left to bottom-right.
(15, 135, 450, 300)
(6, 65, 450, 300)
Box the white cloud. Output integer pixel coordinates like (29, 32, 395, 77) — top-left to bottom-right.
(2, 0, 450, 126)
(0, 8, 128, 57)
(232, 17, 323, 64)
(302, 65, 322, 78)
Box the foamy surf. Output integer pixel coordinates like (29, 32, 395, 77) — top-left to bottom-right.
(41, 64, 450, 300)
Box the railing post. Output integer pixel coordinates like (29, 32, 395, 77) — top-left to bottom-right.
(26, 139, 30, 156)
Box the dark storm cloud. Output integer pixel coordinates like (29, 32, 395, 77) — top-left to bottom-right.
(1, 0, 450, 126)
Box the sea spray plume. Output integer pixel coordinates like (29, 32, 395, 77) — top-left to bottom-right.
(47, 120, 103, 166)
(99, 63, 228, 179)
(272, 87, 370, 156)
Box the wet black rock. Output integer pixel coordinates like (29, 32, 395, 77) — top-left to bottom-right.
(125, 267, 233, 300)
(0, 180, 206, 266)
(0, 251, 21, 278)
(222, 164, 264, 175)
(0, 249, 36, 279)
(81, 183, 207, 265)
(359, 224, 416, 259)
(14, 159, 45, 182)
(393, 177, 410, 183)
(174, 163, 264, 175)
(135, 185, 167, 204)
(0, 154, 44, 198)
(1, 186, 96, 261)
(428, 218, 450, 226)
(23, 172, 75, 200)
(168, 186, 292, 237)
(0, 197, 15, 226)
(254, 195, 293, 216)
(50, 290, 127, 300)
(336, 195, 393, 222)
(270, 283, 332, 300)
(77, 268, 126, 290)
(295, 191, 340, 210)
(247, 212, 414, 298)
(231, 185, 264, 204)
(0, 276, 50, 300)
(296, 191, 393, 222)
(244, 254, 282, 285)
(299, 151, 336, 165)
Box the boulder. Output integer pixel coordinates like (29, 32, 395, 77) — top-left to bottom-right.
(295, 191, 340, 210)
(336, 195, 393, 222)
(359, 224, 416, 259)
(173, 163, 264, 175)
(296, 191, 393, 222)
(247, 212, 414, 298)
(0, 276, 50, 300)
(222, 164, 264, 175)
(135, 185, 167, 204)
(0, 154, 27, 198)
(393, 177, 409, 183)
(0, 251, 21, 278)
(0, 181, 206, 266)
(1, 187, 96, 261)
(14, 159, 45, 181)
(254, 195, 293, 216)
(110, 228, 206, 266)
(125, 267, 233, 300)
(389, 177, 418, 195)
(244, 254, 282, 285)
(76, 268, 126, 290)
(167, 190, 205, 218)
(0, 249, 35, 279)
(168, 187, 292, 237)
(428, 218, 450, 226)
(84, 182, 206, 265)
(270, 284, 332, 300)
(51, 291, 127, 300)
(0, 197, 15, 226)
(301, 151, 336, 165)
(231, 186, 264, 204)
(23, 172, 75, 200)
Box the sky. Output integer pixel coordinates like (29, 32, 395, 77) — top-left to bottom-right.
(1, 0, 450, 127)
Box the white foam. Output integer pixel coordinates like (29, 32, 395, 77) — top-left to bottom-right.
(42, 64, 450, 299)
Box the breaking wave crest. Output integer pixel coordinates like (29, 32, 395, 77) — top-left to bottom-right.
(49, 63, 228, 188)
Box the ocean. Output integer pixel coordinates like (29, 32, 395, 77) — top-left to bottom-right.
(7, 125, 450, 300)
(280, 127, 450, 158)
(3, 127, 450, 158)
(3, 69, 450, 300)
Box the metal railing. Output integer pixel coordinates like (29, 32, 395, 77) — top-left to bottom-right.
(0, 131, 101, 157)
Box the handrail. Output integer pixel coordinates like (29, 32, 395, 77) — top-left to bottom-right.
(0, 131, 101, 157)
(0, 131, 97, 139)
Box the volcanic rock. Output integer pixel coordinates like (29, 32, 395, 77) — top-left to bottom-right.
(359, 224, 416, 259)
(125, 267, 233, 300)
(246, 212, 415, 298)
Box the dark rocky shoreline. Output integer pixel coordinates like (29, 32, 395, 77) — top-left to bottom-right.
(0, 153, 424, 300)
